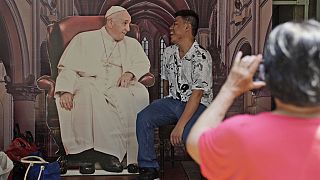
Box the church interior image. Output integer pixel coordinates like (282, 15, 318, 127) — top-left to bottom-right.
(0, 0, 319, 179)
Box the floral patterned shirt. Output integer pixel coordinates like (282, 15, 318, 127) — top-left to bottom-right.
(160, 41, 213, 107)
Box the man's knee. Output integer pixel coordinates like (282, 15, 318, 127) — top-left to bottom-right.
(137, 111, 146, 125)
(137, 106, 154, 126)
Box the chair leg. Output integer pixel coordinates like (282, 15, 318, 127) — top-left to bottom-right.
(160, 139, 165, 178)
(170, 145, 175, 167)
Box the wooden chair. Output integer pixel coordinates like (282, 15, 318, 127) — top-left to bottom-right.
(37, 16, 155, 162)
(159, 124, 176, 178)
(159, 124, 206, 179)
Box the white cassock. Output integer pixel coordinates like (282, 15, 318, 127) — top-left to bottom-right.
(54, 27, 150, 165)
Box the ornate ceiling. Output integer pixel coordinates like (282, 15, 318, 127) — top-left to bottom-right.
(74, 0, 216, 38)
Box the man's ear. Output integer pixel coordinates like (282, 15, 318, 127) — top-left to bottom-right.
(185, 23, 192, 33)
(106, 19, 113, 28)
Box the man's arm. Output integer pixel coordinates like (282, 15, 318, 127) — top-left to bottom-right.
(162, 75, 203, 146)
(170, 89, 203, 146)
(186, 52, 266, 164)
(171, 49, 212, 146)
(55, 69, 78, 111)
(123, 39, 150, 81)
(118, 40, 150, 87)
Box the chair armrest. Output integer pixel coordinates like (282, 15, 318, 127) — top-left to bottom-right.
(36, 72, 154, 100)
(138, 72, 155, 87)
(37, 75, 55, 100)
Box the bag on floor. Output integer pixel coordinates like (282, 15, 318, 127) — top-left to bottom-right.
(0, 151, 13, 180)
(5, 124, 38, 162)
(5, 138, 38, 162)
(21, 156, 60, 180)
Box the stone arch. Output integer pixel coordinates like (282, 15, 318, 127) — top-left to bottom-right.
(0, 0, 30, 83)
(231, 37, 252, 66)
(230, 38, 252, 114)
(209, 4, 217, 47)
(263, 18, 273, 54)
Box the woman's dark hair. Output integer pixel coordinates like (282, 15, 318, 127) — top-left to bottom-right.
(175, 10, 199, 36)
(263, 20, 320, 107)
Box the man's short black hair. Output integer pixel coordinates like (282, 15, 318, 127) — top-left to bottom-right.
(175, 9, 199, 36)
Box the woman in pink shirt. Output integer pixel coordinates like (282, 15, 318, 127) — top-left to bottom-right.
(187, 20, 320, 180)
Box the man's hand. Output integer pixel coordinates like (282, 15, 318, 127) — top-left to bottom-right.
(117, 72, 134, 87)
(170, 124, 185, 146)
(59, 92, 74, 111)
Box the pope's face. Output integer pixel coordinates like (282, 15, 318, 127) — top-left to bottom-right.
(108, 11, 131, 41)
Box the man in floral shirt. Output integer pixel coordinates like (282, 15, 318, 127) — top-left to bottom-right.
(136, 9, 213, 180)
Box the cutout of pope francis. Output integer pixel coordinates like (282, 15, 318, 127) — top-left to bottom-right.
(54, 6, 150, 174)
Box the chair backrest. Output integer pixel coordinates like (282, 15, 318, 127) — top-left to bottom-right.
(46, 16, 140, 80)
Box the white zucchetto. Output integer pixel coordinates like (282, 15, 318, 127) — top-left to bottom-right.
(105, 6, 127, 18)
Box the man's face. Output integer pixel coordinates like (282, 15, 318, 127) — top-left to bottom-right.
(108, 11, 131, 41)
(170, 16, 189, 44)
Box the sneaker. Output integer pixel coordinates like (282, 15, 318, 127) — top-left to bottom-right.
(136, 167, 159, 180)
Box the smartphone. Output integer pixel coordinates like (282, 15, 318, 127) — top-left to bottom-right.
(253, 63, 265, 81)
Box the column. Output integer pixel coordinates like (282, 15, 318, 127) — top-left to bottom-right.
(32, 0, 40, 78)
(6, 83, 41, 137)
(317, 0, 320, 20)
(59, 0, 74, 19)
(197, 28, 210, 49)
